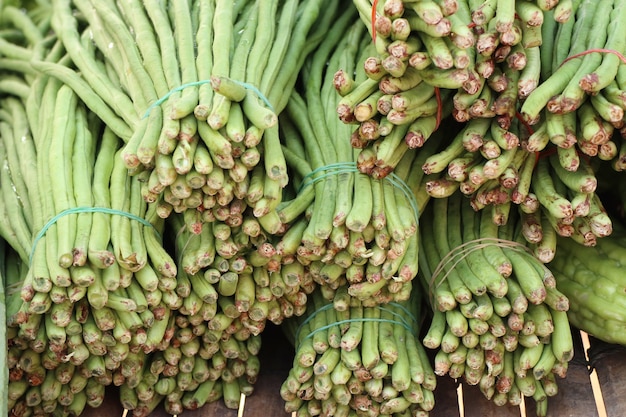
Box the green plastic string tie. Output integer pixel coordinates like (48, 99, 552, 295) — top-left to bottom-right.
(294, 302, 419, 348)
(385, 172, 421, 228)
(238, 81, 275, 113)
(427, 237, 537, 308)
(297, 162, 420, 225)
(175, 223, 203, 268)
(377, 303, 418, 331)
(142, 79, 275, 119)
(29, 206, 160, 266)
(296, 162, 357, 193)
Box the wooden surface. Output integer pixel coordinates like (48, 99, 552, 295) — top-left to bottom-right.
(588, 336, 626, 417)
(81, 328, 619, 417)
(430, 375, 461, 417)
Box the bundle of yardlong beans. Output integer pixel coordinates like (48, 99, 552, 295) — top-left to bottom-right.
(514, 0, 625, 253)
(418, 193, 574, 416)
(0, 3, 210, 416)
(280, 288, 436, 417)
(33, 0, 343, 236)
(274, 9, 442, 307)
(339, 0, 621, 253)
(2, 82, 176, 417)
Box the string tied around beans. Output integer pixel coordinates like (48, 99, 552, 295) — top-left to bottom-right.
(559, 48, 626, 67)
(174, 223, 193, 267)
(28, 206, 160, 266)
(296, 161, 421, 227)
(141, 78, 275, 119)
(427, 237, 544, 309)
(294, 301, 419, 348)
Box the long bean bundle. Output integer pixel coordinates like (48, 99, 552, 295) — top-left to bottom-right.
(418, 193, 574, 416)
(335, 0, 622, 257)
(281, 288, 436, 417)
(274, 6, 442, 307)
(2, 83, 177, 417)
(38, 0, 343, 237)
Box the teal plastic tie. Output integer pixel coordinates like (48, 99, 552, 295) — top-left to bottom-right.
(29, 206, 159, 266)
(297, 162, 420, 225)
(294, 302, 419, 348)
(142, 79, 275, 118)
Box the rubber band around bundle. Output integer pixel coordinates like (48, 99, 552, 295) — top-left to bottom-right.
(29, 206, 160, 266)
(294, 301, 419, 348)
(297, 162, 420, 226)
(370, 0, 379, 43)
(142, 79, 275, 119)
(560, 48, 626, 67)
(174, 223, 199, 267)
(427, 237, 538, 308)
(434, 87, 442, 129)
